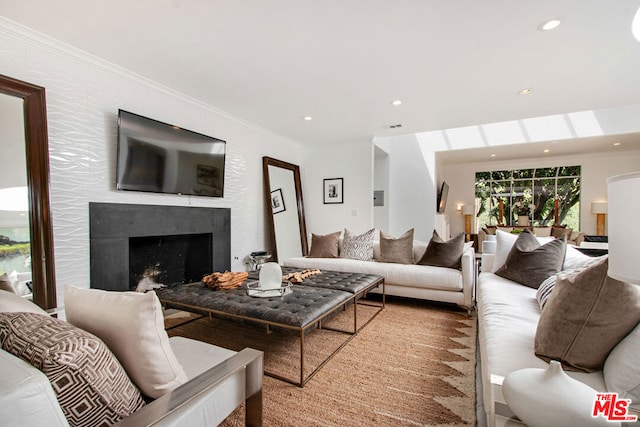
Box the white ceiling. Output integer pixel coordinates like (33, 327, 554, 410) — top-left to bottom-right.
(2, 0, 640, 158)
(437, 132, 640, 164)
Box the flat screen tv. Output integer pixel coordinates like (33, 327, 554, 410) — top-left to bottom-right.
(437, 181, 449, 213)
(116, 109, 226, 197)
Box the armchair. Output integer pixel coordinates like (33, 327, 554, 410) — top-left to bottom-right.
(0, 289, 263, 427)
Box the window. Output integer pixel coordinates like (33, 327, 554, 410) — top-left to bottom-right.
(475, 166, 580, 229)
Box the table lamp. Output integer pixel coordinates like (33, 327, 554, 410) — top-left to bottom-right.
(607, 172, 640, 284)
(462, 205, 474, 242)
(590, 202, 608, 236)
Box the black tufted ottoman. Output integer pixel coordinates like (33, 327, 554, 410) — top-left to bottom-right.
(157, 269, 384, 386)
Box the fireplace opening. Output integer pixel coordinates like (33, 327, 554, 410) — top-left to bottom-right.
(129, 233, 212, 291)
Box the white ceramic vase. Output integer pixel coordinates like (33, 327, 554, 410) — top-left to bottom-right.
(502, 361, 617, 427)
(258, 262, 282, 290)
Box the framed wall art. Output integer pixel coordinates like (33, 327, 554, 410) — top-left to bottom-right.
(323, 178, 343, 204)
(270, 188, 286, 214)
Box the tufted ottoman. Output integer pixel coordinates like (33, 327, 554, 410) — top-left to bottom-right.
(157, 269, 384, 386)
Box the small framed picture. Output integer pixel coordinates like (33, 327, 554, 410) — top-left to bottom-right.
(271, 188, 286, 214)
(323, 178, 344, 204)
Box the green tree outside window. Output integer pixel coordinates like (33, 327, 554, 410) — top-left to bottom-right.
(475, 166, 580, 229)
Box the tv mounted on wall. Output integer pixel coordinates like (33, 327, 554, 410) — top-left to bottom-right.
(116, 109, 226, 197)
(437, 181, 449, 213)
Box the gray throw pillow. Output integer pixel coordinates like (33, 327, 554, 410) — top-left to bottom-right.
(379, 229, 414, 264)
(416, 230, 465, 269)
(340, 228, 375, 261)
(308, 231, 341, 258)
(495, 229, 566, 289)
(534, 256, 640, 372)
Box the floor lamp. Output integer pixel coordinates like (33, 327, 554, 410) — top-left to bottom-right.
(591, 202, 607, 236)
(608, 172, 640, 284)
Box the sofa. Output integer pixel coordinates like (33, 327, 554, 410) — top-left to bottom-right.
(477, 236, 640, 426)
(283, 230, 475, 313)
(0, 289, 263, 427)
(477, 225, 585, 253)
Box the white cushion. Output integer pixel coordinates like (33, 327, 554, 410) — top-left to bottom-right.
(0, 348, 68, 427)
(604, 322, 640, 404)
(161, 337, 245, 427)
(477, 272, 606, 398)
(491, 230, 554, 273)
(0, 290, 47, 315)
(169, 336, 236, 379)
(562, 245, 608, 271)
(64, 285, 187, 398)
(284, 256, 463, 291)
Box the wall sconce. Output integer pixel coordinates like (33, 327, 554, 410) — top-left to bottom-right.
(457, 204, 463, 213)
(590, 202, 608, 236)
(462, 205, 475, 241)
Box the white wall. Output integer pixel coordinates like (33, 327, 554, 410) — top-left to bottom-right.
(0, 18, 302, 303)
(373, 133, 437, 242)
(301, 141, 374, 236)
(373, 146, 389, 232)
(441, 149, 640, 237)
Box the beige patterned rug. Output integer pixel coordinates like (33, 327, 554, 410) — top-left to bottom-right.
(166, 297, 477, 426)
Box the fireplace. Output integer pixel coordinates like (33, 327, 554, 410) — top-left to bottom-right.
(89, 203, 230, 292)
(129, 233, 212, 290)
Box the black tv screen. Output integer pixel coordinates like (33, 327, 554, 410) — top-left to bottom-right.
(116, 110, 226, 197)
(437, 181, 449, 213)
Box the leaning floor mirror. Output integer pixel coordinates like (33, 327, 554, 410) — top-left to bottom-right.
(0, 74, 56, 310)
(262, 157, 308, 263)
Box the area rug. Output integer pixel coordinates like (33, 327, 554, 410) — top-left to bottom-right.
(166, 297, 477, 426)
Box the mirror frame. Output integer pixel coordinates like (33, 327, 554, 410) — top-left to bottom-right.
(0, 74, 57, 309)
(262, 156, 308, 262)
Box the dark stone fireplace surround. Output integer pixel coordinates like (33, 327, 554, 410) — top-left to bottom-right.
(89, 202, 231, 292)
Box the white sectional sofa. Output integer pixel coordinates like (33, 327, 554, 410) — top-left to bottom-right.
(477, 252, 640, 426)
(284, 240, 475, 313)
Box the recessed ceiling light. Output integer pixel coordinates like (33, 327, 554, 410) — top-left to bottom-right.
(519, 88, 533, 95)
(391, 100, 402, 106)
(543, 149, 550, 153)
(303, 116, 313, 121)
(613, 142, 621, 146)
(539, 18, 561, 31)
(491, 154, 496, 157)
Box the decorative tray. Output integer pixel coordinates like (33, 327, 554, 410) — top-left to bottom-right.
(245, 280, 292, 298)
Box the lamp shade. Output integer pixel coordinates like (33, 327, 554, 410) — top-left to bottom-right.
(607, 172, 640, 284)
(590, 202, 607, 214)
(462, 205, 475, 216)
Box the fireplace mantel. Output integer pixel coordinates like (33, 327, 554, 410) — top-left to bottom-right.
(89, 203, 230, 291)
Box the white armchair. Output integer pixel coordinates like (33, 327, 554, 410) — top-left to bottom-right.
(0, 289, 263, 427)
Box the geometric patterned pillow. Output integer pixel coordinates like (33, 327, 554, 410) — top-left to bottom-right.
(0, 312, 144, 427)
(340, 228, 375, 261)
